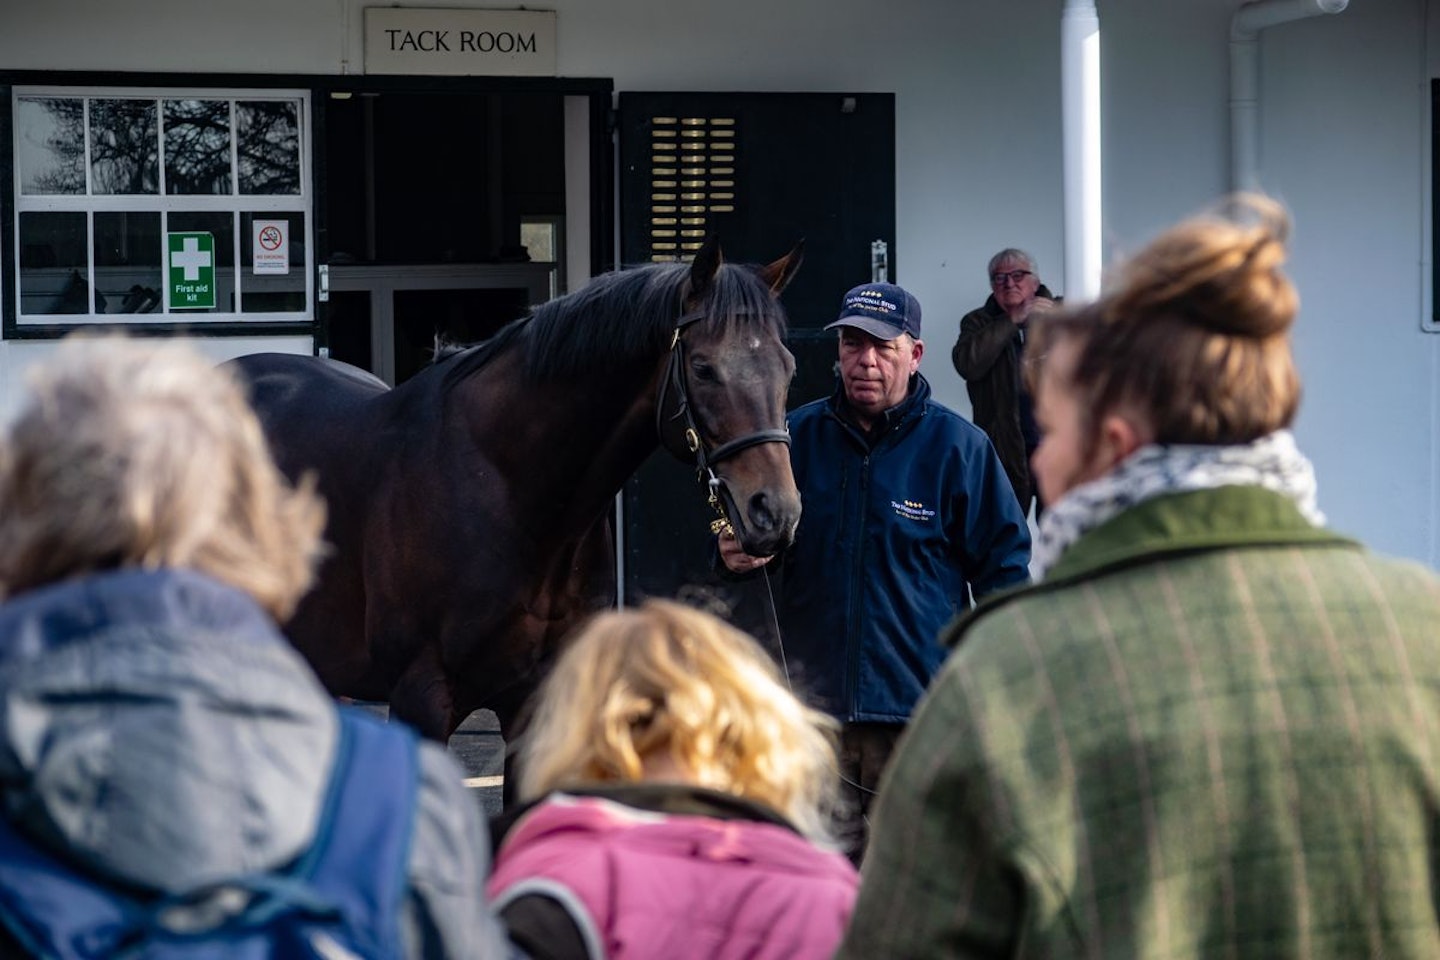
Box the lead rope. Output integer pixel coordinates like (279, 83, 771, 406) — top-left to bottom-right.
(759, 562, 790, 689)
(755, 555, 877, 803)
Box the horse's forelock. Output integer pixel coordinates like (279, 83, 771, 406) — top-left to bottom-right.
(703, 262, 790, 340)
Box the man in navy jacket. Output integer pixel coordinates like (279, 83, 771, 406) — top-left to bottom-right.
(719, 281, 1031, 860)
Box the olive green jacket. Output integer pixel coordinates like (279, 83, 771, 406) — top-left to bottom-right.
(839, 486, 1440, 959)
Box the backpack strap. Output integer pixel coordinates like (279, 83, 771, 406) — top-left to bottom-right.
(294, 707, 420, 956)
(0, 708, 420, 960)
(0, 814, 137, 959)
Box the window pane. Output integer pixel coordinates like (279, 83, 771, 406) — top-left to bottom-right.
(237, 100, 301, 195)
(164, 99, 232, 195)
(168, 212, 234, 312)
(521, 221, 556, 261)
(95, 212, 162, 314)
(19, 212, 91, 315)
(241, 212, 306, 313)
(90, 99, 159, 195)
(16, 97, 85, 195)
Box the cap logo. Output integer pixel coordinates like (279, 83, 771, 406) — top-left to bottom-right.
(825, 282, 922, 339)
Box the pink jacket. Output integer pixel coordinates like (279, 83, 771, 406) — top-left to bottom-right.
(488, 792, 858, 959)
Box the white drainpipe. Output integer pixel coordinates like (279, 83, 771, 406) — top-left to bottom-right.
(1230, 0, 1349, 192)
(1061, 0, 1103, 302)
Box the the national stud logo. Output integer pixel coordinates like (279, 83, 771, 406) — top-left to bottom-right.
(892, 498, 935, 522)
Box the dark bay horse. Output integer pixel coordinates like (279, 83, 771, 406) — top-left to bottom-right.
(227, 239, 802, 742)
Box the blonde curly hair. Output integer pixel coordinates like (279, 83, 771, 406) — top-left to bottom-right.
(516, 598, 843, 842)
(0, 335, 325, 622)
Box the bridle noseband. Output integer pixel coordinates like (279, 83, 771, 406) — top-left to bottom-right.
(655, 307, 791, 535)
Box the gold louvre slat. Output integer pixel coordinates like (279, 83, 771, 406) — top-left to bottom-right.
(681, 118, 706, 126)
(709, 192, 735, 200)
(681, 154, 705, 163)
(709, 117, 736, 126)
(710, 167, 734, 175)
(709, 143, 735, 151)
(652, 205, 677, 213)
(680, 205, 706, 213)
(652, 193, 676, 201)
(680, 130, 705, 138)
(653, 241, 678, 250)
(710, 205, 735, 213)
(651, 129, 677, 138)
(680, 229, 706, 238)
(652, 254, 678, 262)
(653, 167, 677, 176)
(680, 217, 706, 225)
(709, 129, 735, 138)
(652, 180, 677, 188)
(681, 241, 705, 251)
(681, 180, 705, 188)
(652, 142, 677, 151)
(652, 229, 677, 237)
(681, 167, 706, 175)
(652, 217, 678, 225)
(680, 192, 705, 200)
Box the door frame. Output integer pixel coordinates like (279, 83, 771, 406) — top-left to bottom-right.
(308, 74, 614, 359)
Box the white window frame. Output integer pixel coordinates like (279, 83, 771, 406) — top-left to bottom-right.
(11, 85, 314, 328)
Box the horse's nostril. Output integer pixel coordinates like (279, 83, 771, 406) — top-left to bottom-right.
(748, 491, 778, 534)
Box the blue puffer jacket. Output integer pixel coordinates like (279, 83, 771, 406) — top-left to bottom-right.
(777, 375, 1030, 723)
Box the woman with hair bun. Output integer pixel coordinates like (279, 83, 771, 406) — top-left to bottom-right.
(839, 196, 1440, 959)
(488, 598, 857, 960)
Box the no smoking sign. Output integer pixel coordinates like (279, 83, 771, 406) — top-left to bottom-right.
(252, 219, 290, 275)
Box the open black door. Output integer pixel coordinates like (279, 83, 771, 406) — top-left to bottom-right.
(617, 92, 896, 644)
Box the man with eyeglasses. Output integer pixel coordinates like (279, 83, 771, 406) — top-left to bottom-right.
(953, 248, 1058, 519)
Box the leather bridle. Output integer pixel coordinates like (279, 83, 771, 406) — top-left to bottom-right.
(654, 306, 791, 535)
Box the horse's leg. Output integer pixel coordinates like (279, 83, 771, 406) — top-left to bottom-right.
(489, 695, 530, 808)
(387, 642, 456, 742)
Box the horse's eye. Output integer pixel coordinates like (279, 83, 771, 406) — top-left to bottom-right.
(691, 361, 718, 383)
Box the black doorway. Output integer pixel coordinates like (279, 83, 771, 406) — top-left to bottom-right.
(616, 91, 896, 643)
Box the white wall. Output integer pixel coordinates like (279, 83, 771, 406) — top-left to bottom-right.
(1257, 0, 1435, 565)
(2, 0, 1437, 566)
(0, 336, 313, 427)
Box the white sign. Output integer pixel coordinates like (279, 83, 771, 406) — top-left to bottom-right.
(364, 8, 557, 76)
(252, 219, 290, 276)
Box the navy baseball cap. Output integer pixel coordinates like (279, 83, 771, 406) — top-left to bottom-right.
(824, 282, 922, 340)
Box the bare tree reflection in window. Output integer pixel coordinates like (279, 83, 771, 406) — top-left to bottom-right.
(91, 99, 159, 195)
(18, 98, 85, 195)
(238, 101, 301, 195)
(164, 99, 232, 195)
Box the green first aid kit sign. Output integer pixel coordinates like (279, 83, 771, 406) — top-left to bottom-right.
(168, 232, 216, 310)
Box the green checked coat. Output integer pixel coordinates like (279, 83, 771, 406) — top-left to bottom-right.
(838, 485, 1440, 959)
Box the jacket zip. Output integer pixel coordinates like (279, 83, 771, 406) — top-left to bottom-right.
(845, 451, 870, 719)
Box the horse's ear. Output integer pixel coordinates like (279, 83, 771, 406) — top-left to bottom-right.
(689, 235, 724, 299)
(758, 239, 805, 296)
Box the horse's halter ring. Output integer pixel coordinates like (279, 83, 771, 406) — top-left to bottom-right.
(654, 305, 791, 539)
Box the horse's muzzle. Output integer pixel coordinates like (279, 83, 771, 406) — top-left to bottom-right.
(724, 483, 800, 557)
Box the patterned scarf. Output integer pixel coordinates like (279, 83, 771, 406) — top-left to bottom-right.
(1032, 429, 1325, 577)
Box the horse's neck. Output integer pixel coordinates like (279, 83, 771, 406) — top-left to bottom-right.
(447, 357, 663, 529)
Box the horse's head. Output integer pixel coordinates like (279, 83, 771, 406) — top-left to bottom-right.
(657, 238, 804, 557)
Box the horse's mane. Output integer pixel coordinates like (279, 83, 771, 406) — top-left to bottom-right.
(440, 260, 787, 391)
